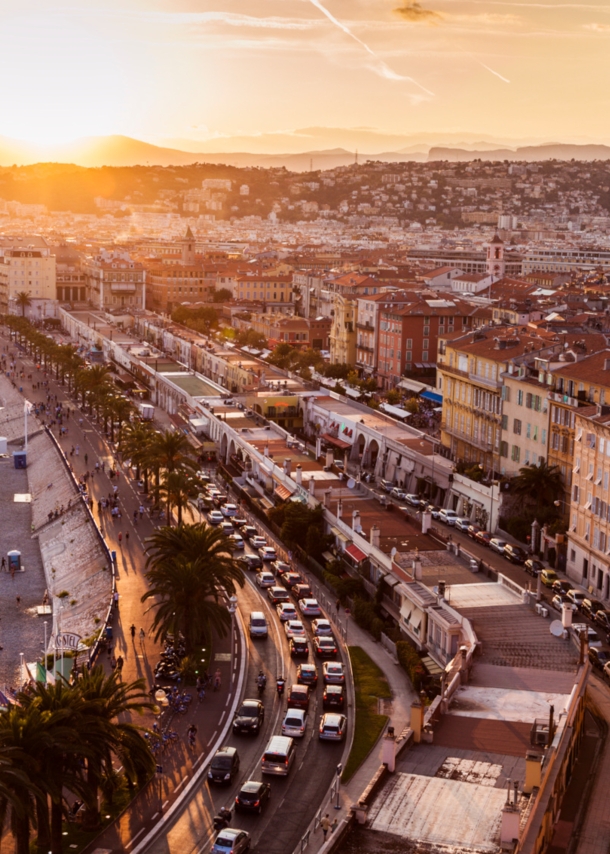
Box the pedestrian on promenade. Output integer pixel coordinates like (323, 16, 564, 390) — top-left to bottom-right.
(336, 599, 340, 615)
(84, 453, 88, 465)
(116, 655, 124, 677)
(320, 815, 331, 841)
(1, 557, 5, 572)
(110, 655, 117, 672)
(139, 505, 145, 519)
(113, 590, 119, 607)
(125, 531, 129, 543)
(213, 668, 222, 691)
(118, 532, 123, 546)
(130, 624, 136, 640)
(139, 627, 145, 641)
(16, 595, 21, 606)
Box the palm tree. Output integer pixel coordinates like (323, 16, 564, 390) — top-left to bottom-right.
(513, 460, 563, 519)
(146, 429, 197, 505)
(143, 523, 245, 653)
(159, 470, 197, 525)
(16, 680, 93, 854)
(75, 666, 154, 830)
(119, 421, 156, 481)
(0, 705, 57, 854)
(14, 291, 32, 317)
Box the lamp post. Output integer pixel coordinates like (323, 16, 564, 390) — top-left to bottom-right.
(228, 595, 238, 661)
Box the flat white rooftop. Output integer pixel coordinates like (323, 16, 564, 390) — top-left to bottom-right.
(447, 582, 521, 609)
(450, 686, 571, 723)
(368, 772, 506, 853)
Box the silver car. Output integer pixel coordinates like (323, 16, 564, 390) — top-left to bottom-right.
(489, 538, 507, 554)
(211, 829, 251, 854)
(318, 713, 347, 741)
(281, 708, 307, 738)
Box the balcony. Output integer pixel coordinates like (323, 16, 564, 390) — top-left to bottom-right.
(356, 322, 373, 331)
(467, 372, 502, 390)
(357, 344, 374, 353)
(441, 422, 494, 451)
(110, 283, 137, 293)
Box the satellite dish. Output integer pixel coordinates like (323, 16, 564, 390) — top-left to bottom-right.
(550, 620, 564, 638)
(347, 478, 356, 489)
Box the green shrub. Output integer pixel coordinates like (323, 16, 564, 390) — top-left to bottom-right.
(353, 597, 377, 631)
(396, 640, 426, 690)
(370, 617, 385, 641)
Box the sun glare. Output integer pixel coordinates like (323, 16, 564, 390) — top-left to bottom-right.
(0, 13, 128, 145)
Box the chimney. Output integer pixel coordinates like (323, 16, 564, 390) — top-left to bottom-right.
(323, 489, 332, 507)
(370, 525, 380, 548)
(264, 445, 269, 457)
(308, 477, 315, 495)
(295, 464, 302, 486)
(352, 510, 360, 530)
(326, 448, 334, 468)
(283, 458, 292, 475)
(523, 751, 542, 794)
(412, 557, 422, 580)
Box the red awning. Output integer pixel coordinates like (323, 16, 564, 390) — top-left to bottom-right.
(345, 544, 367, 563)
(321, 432, 350, 450)
(274, 484, 292, 501)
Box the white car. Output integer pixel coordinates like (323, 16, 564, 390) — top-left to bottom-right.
(391, 487, 407, 500)
(404, 494, 422, 507)
(221, 503, 238, 517)
(220, 521, 234, 535)
(208, 510, 223, 525)
(571, 623, 602, 648)
(284, 620, 305, 639)
(230, 534, 245, 550)
(256, 571, 275, 588)
(489, 538, 508, 554)
(439, 509, 458, 525)
(281, 708, 307, 738)
(259, 546, 277, 561)
(250, 536, 267, 550)
(276, 603, 297, 622)
(454, 518, 471, 532)
(299, 599, 321, 617)
(312, 619, 333, 636)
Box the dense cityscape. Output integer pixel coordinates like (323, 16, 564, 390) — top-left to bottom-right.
(0, 152, 609, 854)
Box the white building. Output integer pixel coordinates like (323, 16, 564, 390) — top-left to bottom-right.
(0, 235, 56, 315)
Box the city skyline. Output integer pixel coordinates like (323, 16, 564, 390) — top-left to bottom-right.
(1, 0, 610, 150)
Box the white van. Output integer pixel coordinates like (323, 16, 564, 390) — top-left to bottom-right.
(380, 479, 394, 493)
(261, 735, 296, 776)
(249, 612, 268, 639)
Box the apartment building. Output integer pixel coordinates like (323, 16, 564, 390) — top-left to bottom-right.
(566, 405, 610, 601)
(235, 313, 331, 349)
(0, 236, 56, 313)
(235, 274, 293, 311)
(438, 329, 551, 472)
(356, 291, 417, 376)
(377, 297, 474, 390)
(500, 372, 549, 475)
(329, 293, 357, 365)
(82, 249, 146, 311)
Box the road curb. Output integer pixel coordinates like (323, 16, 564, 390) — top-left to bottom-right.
(131, 604, 248, 854)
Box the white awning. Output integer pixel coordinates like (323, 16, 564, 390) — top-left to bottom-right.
(398, 378, 428, 394)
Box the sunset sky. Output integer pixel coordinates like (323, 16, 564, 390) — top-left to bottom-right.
(1, 0, 609, 150)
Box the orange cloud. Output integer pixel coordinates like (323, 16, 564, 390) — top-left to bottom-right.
(393, 3, 442, 23)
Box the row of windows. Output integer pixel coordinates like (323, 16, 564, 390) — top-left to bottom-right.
(551, 405, 576, 427)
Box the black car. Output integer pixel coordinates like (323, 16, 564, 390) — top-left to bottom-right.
(582, 598, 605, 619)
(589, 648, 610, 671)
(241, 526, 259, 541)
(292, 584, 313, 601)
(235, 780, 271, 814)
(268, 586, 290, 605)
(208, 746, 240, 784)
(322, 684, 345, 710)
(503, 544, 527, 564)
(290, 636, 309, 658)
(552, 579, 573, 596)
(232, 699, 264, 735)
(313, 635, 338, 659)
(524, 559, 544, 577)
(238, 554, 263, 571)
(281, 572, 303, 590)
(595, 610, 610, 632)
(297, 663, 318, 687)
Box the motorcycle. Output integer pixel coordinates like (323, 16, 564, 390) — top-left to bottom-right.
(257, 676, 267, 697)
(276, 677, 286, 696)
(213, 807, 232, 831)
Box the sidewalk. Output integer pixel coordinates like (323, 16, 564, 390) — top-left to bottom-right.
(1, 335, 243, 854)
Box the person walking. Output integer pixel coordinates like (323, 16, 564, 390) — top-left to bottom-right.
(320, 815, 331, 841)
(213, 668, 222, 691)
(130, 624, 136, 640)
(118, 532, 122, 547)
(139, 627, 145, 641)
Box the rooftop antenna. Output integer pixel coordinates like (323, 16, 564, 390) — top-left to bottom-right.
(355, 149, 358, 165)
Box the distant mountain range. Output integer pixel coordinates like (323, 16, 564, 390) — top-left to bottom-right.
(0, 134, 609, 171)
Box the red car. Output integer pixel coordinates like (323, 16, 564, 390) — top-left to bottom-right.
(287, 683, 310, 710)
(475, 530, 492, 546)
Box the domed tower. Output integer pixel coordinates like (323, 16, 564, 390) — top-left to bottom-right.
(181, 226, 196, 266)
(486, 233, 505, 279)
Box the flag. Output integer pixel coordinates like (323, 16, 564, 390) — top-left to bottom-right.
(24, 399, 33, 415)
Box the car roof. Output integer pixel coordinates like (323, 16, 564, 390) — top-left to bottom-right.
(300, 663, 315, 670)
(325, 661, 343, 667)
(290, 683, 308, 693)
(322, 713, 344, 724)
(285, 708, 306, 719)
(215, 746, 237, 757)
(240, 780, 264, 792)
(325, 684, 343, 692)
(240, 699, 261, 708)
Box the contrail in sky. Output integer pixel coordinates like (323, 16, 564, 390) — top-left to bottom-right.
(306, 0, 434, 95)
(477, 60, 511, 83)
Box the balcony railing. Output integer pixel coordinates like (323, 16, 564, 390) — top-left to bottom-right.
(467, 372, 502, 390)
(441, 422, 494, 451)
(110, 283, 137, 292)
